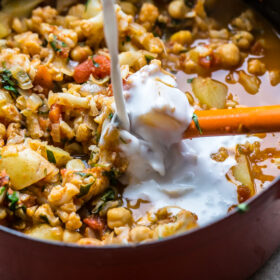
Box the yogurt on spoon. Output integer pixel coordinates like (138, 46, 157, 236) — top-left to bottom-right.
(101, 0, 255, 226)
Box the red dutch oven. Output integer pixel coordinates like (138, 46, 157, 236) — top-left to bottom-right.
(1, 177, 280, 280)
(1, 1, 280, 279)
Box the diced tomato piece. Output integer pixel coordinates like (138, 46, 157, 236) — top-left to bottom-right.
(38, 117, 50, 131)
(74, 55, 111, 83)
(34, 65, 54, 90)
(84, 217, 105, 233)
(198, 55, 212, 69)
(0, 171, 9, 187)
(73, 58, 94, 83)
(91, 55, 111, 79)
(49, 104, 62, 123)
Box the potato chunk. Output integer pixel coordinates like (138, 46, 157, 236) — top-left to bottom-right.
(0, 147, 55, 190)
(192, 77, 228, 109)
(232, 154, 254, 195)
(25, 224, 63, 241)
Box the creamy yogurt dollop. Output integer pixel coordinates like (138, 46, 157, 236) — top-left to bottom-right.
(114, 62, 256, 226)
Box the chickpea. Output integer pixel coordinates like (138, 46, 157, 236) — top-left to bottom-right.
(209, 29, 229, 40)
(107, 207, 132, 229)
(120, 2, 136, 16)
(248, 59, 266, 76)
(70, 45, 93, 62)
(130, 226, 153, 243)
(232, 31, 254, 49)
(217, 43, 240, 67)
(170, 30, 193, 45)
(139, 3, 159, 30)
(168, 0, 188, 20)
(269, 70, 280, 86)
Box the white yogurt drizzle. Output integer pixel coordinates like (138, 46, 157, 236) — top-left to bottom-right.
(101, 3, 259, 226)
(102, 0, 130, 130)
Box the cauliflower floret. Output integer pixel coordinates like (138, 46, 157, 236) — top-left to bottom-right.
(14, 32, 42, 56)
(34, 204, 60, 226)
(139, 3, 159, 31)
(65, 212, 82, 231)
(48, 183, 79, 206)
(28, 6, 58, 31)
(40, 23, 78, 48)
(153, 210, 198, 239)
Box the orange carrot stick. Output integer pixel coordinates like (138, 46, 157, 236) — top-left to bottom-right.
(184, 105, 280, 138)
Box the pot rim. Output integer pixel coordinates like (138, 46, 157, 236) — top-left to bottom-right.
(1, 176, 279, 250)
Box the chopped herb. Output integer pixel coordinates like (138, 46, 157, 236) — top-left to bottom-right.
(94, 164, 106, 168)
(192, 113, 203, 135)
(77, 182, 94, 198)
(85, 0, 90, 11)
(205, 55, 212, 61)
(108, 113, 113, 120)
(39, 215, 49, 224)
(44, 168, 47, 176)
(0, 69, 19, 98)
(50, 40, 61, 53)
(170, 70, 177, 74)
(187, 78, 194, 83)
(100, 188, 115, 201)
(50, 35, 67, 53)
(125, 35, 131, 42)
(92, 58, 100, 68)
(120, 137, 128, 144)
(92, 188, 115, 214)
(237, 203, 249, 213)
(179, 49, 188, 54)
(46, 149, 56, 164)
(74, 172, 93, 178)
(0, 186, 5, 195)
(103, 168, 120, 185)
(7, 191, 19, 211)
(145, 55, 154, 64)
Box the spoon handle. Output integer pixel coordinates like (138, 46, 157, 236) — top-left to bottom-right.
(184, 105, 280, 138)
(102, 0, 130, 130)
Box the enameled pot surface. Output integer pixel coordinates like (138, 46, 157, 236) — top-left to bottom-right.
(1, 177, 280, 280)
